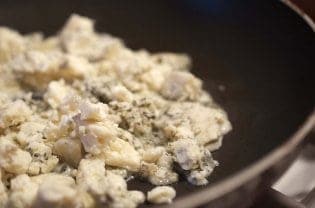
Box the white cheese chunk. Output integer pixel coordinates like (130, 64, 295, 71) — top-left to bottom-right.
(101, 138, 141, 172)
(33, 174, 78, 208)
(0, 138, 32, 174)
(77, 159, 106, 195)
(7, 174, 39, 208)
(0, 27, 25, 63)
(79, 100, 108, 121)
(147, 186, 176, 204)
(0, 100, 32, 129)
(44, 79, 72, 108)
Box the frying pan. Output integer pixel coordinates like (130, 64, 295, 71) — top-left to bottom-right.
(0, 0, 314, 207)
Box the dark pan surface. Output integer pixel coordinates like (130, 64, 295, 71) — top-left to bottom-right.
(0, 0, 314, 203)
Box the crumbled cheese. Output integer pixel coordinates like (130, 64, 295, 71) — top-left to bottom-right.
(9, 50, 65, 89)
(77, 121, 117, 154)
(60, 14, 122, 61)
(158, 102, 232, 148)
(9, 50, 90, 90)
(76, 159, 106, 195)
(109, 85, 134, 102)
(101, 138, 141, 171)
(0, 93, 10, 106)
(0, 14, 232, 208)
(171, 138, 202, 170)
(16, 120, 46, 147)
(44, 79, 72, 108)
(187, 149, 218, 185)
(127, 190, 146, 205)
(142, 146, 165, 163)
(59, 95, 81, 114)
(160, 71, 202, 101)
(0, 100, 32, 129)
(102, 172, 145, 208)
(111, 98, 158, 137)
(0, 27, 25, 63)
(7, 174, 39, 208)
(79, 100, 108, 121)
(32, 174, 80, 208)
(26, 141, 59, 175)
(9, 50, 64, 74)
(140, 65, 171, 91)
(77, 159, 145, 208)
(61, 54, 93, 79)
(0, 170, 8, 208)
(0, 138, 32, 174)
(0, 68, 22, 99)
(140, 152, 178, 185)
(147, 186, 176, 204)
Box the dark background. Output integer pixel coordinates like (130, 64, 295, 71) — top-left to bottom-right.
(292, 0, 315, 20)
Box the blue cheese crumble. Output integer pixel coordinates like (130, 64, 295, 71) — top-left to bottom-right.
(0, 14, 231, 207)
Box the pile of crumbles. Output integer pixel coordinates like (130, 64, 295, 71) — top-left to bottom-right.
(0, 14, 232, 208)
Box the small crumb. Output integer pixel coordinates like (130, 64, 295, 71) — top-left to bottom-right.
(147, 186, 176, 204)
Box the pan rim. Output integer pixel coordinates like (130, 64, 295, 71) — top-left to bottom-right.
(169, 110, 315, 208)
(166, 1, 315, 207)
(280, 0, 315, 32)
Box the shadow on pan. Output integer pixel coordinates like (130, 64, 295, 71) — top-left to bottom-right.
(0, 0, 314, 207)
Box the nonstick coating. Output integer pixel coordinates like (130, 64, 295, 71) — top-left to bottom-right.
(0, 0, 314, 205)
